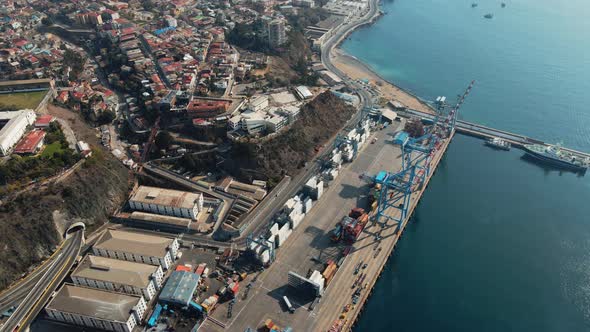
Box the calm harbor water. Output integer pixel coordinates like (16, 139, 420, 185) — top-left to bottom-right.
(343, 0, 590, 331)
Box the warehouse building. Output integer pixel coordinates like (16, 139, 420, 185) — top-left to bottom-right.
(93, 229, 179, 270)
(71, 255, 164, 301)
(129, 186, 204, 220)
(0, 109, 36, 156)
(159, 271, 200, 307)
(45, 284, 147, 332)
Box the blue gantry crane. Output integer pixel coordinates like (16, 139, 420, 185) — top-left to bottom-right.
(374, 81, 475, 229)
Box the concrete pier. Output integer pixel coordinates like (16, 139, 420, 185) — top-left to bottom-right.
(313, 129, 453, 332)
(398, 108, 590, 159)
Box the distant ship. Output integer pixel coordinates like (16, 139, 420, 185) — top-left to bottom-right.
(485, 137, 510, 151)
(472, 3, 478, 7)
(523, 144, 588, 172)
(484, 13, 494, 19)
(501, 2, 506, 8)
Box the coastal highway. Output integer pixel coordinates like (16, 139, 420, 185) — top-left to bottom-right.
(0, 229, 84, 332)
(320, 0, 380, 113)
(0, 258, 55, 316)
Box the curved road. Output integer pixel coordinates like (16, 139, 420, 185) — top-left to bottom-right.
(0, 230, 84, 332)
(321, 0, 380, 113)
(140, 2, 380, 250)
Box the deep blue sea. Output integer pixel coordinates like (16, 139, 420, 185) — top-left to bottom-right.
(343, 0, 590, 331)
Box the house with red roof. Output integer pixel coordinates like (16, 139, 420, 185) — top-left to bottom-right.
(13, 129, 46, 155)
(35, 115, 55, 128)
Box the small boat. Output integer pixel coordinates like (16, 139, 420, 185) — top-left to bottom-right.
(472, 3, 478, 7)
(484, 13, 494, 19)
(501, 2, 506, 8)
(485, 137, 510, 151)
(523, 143, 588, 172)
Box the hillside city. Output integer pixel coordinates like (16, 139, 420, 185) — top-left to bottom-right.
(0, 0, 430, 331)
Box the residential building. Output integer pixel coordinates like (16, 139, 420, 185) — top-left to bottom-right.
(0, 109, 36, 156)
(266, 115, 287, 133)
(34, 114, 54, 128)
(293, 0, 315, 7)
(45, 284, 147, 332)
(248, 95, 269, 112)
(268, 19, 287, 48)
(92, 229, 179, 270)
(13, 129, 45, 154)
(71, 255, 164, 301)
(295, 85, 313, 100)
(129, 186, 204, 220)
(240, 109, 267, 135)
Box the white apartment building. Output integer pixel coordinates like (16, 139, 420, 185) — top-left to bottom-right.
(248, 95, 269, 112)
(92, 229, 179, 270)
(0, 109, 36, 156)
(266, 115, 288, 133)
(45, 284, 147, 332)
(129, 186, 204, 220)
(71, 255, 164, 301)
(240, 109, 267, 135)
(268, 19, 287, 48)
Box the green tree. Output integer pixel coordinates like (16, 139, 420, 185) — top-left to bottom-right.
(97, 110, 115, 125)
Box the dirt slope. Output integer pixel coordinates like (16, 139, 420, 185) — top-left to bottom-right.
(226, 92, 355, 185)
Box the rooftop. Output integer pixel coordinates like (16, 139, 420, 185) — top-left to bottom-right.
(34, 114, 54, 126)
(130, 185, 202, 210)
(94, 229, 175, 258)
(46, 284, 142, 323)
(130, 211, 192, 229)
(72, 255, 159, 288)
(13, 129, 45, 154)
(159, 271, 200, 306)
(0, 78, 51, 87)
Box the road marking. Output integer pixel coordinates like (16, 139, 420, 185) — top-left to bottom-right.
(15, 235, 81, 331)
(0, 238, 68, 299)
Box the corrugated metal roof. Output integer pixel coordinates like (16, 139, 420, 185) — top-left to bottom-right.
(159, 271, 200, 306)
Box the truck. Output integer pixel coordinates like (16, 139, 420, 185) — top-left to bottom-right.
(330, 224, 342, 242)
(283, 296, 295, 313)
(147, 303, 163, 327)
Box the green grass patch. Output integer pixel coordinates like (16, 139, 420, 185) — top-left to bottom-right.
(0, 90, 48, 110)
(41, 141, 64, 158)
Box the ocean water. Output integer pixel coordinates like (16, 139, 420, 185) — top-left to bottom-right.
(342, 0, 590, 331)
(343, 0, 590, 150)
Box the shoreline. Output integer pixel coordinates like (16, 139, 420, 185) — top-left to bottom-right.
(334, 49, 436, 113)
(328, 2, 436, 115)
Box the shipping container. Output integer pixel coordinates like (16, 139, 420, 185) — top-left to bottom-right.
(229, 282, 239, 295)
(195, 263, 207, 275)
(349, 208, 365, 219)
(357, 213, 369, 226)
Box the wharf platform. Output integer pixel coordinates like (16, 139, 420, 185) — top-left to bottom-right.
(200, 119, 450, 332)
(313, 125, 453, 332)
(398, 108, 590, 159)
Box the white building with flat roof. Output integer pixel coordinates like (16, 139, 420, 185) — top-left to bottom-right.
(0, 109, 36, 156)
(266, 115, 288, 133)
(248, 95, 269, 112)
(129, 186, 204, 220)
(45, 284, 147, 332)
(241, 109, 267, 135)
(92, 229, 179, 270)
(71, 255, 164, 301)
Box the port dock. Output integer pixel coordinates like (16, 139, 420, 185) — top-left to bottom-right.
(398, 108, 590, 159)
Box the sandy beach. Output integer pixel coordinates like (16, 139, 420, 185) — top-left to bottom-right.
(332, 48, 436, 115)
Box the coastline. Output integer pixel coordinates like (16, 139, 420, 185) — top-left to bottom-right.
(328, 3, 436, 115)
